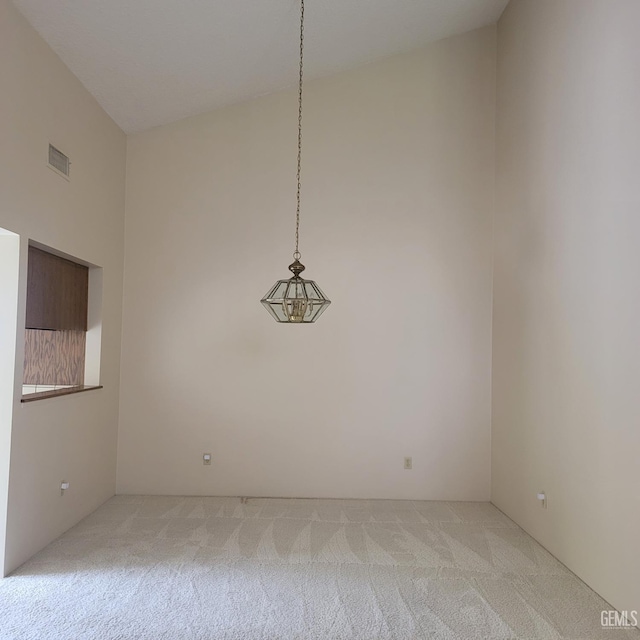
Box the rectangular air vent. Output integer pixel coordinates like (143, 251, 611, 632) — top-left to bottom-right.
(48, 144, 70, 178)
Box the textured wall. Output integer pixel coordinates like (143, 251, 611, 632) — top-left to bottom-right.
(118, 27, 496, 500)
(493, 0, 640, 616)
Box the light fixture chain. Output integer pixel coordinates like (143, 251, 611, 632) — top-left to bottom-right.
(260, 0, 331, 323)
(294, 0, 304, 261)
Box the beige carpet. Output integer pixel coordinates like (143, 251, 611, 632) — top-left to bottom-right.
(0, 496, 637, 639)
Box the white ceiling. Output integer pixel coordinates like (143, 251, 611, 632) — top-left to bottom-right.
(13, 0, 508, 134)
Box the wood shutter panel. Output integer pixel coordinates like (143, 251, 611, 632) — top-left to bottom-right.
(26, 246, 88, 331)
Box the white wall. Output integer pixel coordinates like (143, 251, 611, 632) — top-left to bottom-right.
(0, 0, 126, 574)
(118, 27, 496, 500)
(493, 0, 640, 616)
(0, 232, 20, 576)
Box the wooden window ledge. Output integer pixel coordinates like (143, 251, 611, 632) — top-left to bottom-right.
(21, 385, 103, 403)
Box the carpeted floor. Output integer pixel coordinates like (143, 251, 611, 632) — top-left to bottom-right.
(0, 496, 637, 640)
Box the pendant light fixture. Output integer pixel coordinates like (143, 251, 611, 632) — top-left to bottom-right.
(261, 0, 331, 323)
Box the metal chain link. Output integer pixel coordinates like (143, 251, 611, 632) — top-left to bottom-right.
(294, 0, 304, 262)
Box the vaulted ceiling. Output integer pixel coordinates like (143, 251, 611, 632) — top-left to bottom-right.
(13, 0, 508, 133)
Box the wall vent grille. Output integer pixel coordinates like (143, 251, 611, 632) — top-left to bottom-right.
(48, 144, 70, 178)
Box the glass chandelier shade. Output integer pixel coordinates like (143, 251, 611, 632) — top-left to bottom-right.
(260, 0, 331, 324)
(261, 260, 330, 323)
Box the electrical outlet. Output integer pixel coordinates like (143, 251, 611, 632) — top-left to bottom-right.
(203, 453, 212, 466)
(404, 457, 412, 470)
